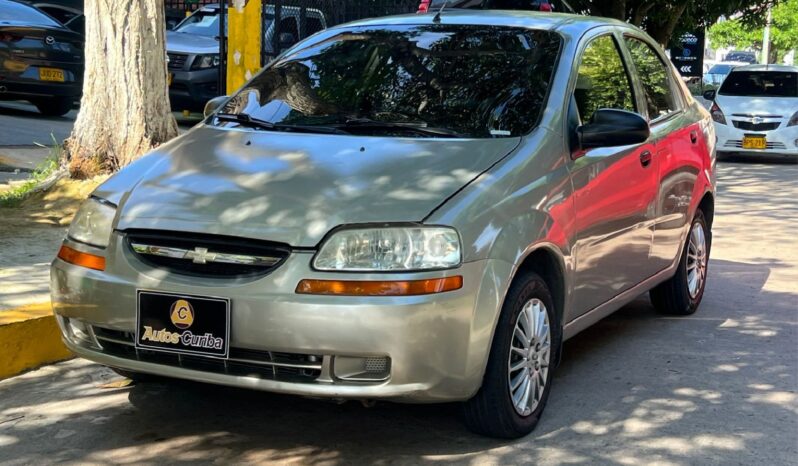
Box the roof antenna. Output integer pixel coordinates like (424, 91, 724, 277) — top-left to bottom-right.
(433, 0, 448, 23)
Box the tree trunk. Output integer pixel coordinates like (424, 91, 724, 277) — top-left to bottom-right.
(648, 2, 689, 47)
(65, 0, 177, 177)
(630, 3, 654, 27)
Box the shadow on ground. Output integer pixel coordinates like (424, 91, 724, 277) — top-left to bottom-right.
(1, 257, 795, 465)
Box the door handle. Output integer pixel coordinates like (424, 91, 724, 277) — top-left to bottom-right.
(640, 150, 652, 167)
(690, 130, 698, 144)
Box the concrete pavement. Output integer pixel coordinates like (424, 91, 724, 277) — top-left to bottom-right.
(0, 157, 796, 465)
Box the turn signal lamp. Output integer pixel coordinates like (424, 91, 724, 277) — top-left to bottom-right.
(57, 245, 106, 271)
(296, 276, 463, 296)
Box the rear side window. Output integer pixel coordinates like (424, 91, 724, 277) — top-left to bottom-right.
(719, 71, 798, 97)
(624, 37, 680, 119)
(574, 35, 635, 122)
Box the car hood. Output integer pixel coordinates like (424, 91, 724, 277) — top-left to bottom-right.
(166, 31, 219, 54)
(100, 126, 520, 247)
(715, 95, 798, 117)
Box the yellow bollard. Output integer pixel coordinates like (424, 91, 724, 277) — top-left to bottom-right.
(226, 0, 263, 94)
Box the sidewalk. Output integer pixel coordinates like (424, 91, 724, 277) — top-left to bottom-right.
(0, 175, 106, 379)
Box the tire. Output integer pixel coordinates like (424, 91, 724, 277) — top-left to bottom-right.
(650, 209, 710, 315)
(462, 271, 561, 438)
(33, 97, 73, 117)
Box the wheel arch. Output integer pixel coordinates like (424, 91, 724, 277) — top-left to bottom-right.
(697, 191, 715, 228)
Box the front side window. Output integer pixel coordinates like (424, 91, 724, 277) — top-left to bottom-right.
(624, 37, 679, 119)
(573, 35, 635, 122)
(215, 25, 562, 138)
(719, 71, 798, 97)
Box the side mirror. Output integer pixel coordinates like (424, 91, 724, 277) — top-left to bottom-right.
(577, 109, 650, 150)
(278, 32, 296, 48)
(204, 95, 228, 118)
(702, 89, 716, 101)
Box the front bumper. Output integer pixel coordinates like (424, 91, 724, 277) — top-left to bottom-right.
(168, 68, 220, 112)
(51, 234, 512, 402)
(715, 121, 798, 156)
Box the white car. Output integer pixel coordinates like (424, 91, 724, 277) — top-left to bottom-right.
(705, 64, 798, 159)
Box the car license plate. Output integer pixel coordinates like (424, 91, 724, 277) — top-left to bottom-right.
(136, 291, 230, 358)
(167, 72, 173, 86)
(742, 135, 767, 150)
(39, 67, 65, 82)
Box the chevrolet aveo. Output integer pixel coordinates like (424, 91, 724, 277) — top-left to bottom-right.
(52, 10, 716, 438)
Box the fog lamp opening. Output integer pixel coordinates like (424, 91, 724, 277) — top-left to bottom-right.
(295, 276, 463, 296)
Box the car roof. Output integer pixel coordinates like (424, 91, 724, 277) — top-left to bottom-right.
(731, 64, 798, 73)
(340, 9, 631, 37)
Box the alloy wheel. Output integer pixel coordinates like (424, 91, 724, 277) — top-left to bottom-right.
(686, 222, 708, 299)
(507, 298, 551, 416)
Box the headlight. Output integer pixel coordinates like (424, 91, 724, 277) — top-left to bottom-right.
(191, 54, 220, 70)
(788, 111, 798, 127)
(314, 226, 461, 272)
(67, 197, 116, 248)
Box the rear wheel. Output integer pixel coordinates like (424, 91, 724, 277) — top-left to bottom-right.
(462, 271, 560, 438)
(33, 97, 73, 117)
(650, 209, 710, 315)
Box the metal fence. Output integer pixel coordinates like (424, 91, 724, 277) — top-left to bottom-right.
(263, 0, 418, 63)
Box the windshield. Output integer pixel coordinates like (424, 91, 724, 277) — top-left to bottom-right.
(213, 25, 562, 138)
(174, 9, 225, 36)
(0, 0, 61, 26)
(708, 64, 735, 75)
(719, 71, 798, 97)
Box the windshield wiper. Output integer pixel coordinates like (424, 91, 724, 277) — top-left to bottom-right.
(336, 118, 463, 138)
(215, 113, 350, 135)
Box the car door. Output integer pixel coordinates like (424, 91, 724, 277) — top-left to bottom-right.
(568, 31, 659, 318)
(621, 34, 701, 273)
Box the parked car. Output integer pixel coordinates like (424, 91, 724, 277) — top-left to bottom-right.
(724, 50, 757, 64)
(0, 0, 83, 115)
(704, 64, 798, 159)
(52, 10, 716, 438)
(166, 3, 327, 112)
(703, 61, 747, 87)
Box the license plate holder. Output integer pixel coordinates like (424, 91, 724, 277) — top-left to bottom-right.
(39, 67, 65, 82)
(136, 291, 230, 358)
(742, 135, 767, 150)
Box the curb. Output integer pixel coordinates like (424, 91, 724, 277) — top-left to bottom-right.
(0, 302, 73, 380)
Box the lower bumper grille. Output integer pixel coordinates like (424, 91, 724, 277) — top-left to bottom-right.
(93, 327, 322, 383)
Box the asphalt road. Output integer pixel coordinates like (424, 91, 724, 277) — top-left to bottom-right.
(0, 101, 200, 147)
(1, 157, 796, 465)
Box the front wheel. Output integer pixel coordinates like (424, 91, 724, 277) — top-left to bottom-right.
(462, 271, 560, 438)
(650, 209, 710, 315)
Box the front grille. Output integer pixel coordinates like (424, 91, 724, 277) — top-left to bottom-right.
(125, 229, 291, 278)
(732, 121, 781, 131)
(724, 140, 788, 150)
(93, 327, 322, 383)
(167, 53, 188, 70)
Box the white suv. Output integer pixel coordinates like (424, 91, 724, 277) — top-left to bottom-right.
(706, 64, 798, 159)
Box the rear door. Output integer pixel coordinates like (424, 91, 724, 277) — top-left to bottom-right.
(568, 30, 658, 318)
(620, 33, 701, 273)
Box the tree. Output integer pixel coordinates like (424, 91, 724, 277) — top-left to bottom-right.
(567, 0, 778, 46)
(65, 0, 178, 178)
(709, 0, 798, 62)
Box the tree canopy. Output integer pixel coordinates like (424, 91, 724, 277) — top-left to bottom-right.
(708, 0, 798, 62)
(567, 0, 779, 46)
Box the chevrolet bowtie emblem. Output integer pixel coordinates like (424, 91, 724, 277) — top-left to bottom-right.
(186, 247, 217, 264)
